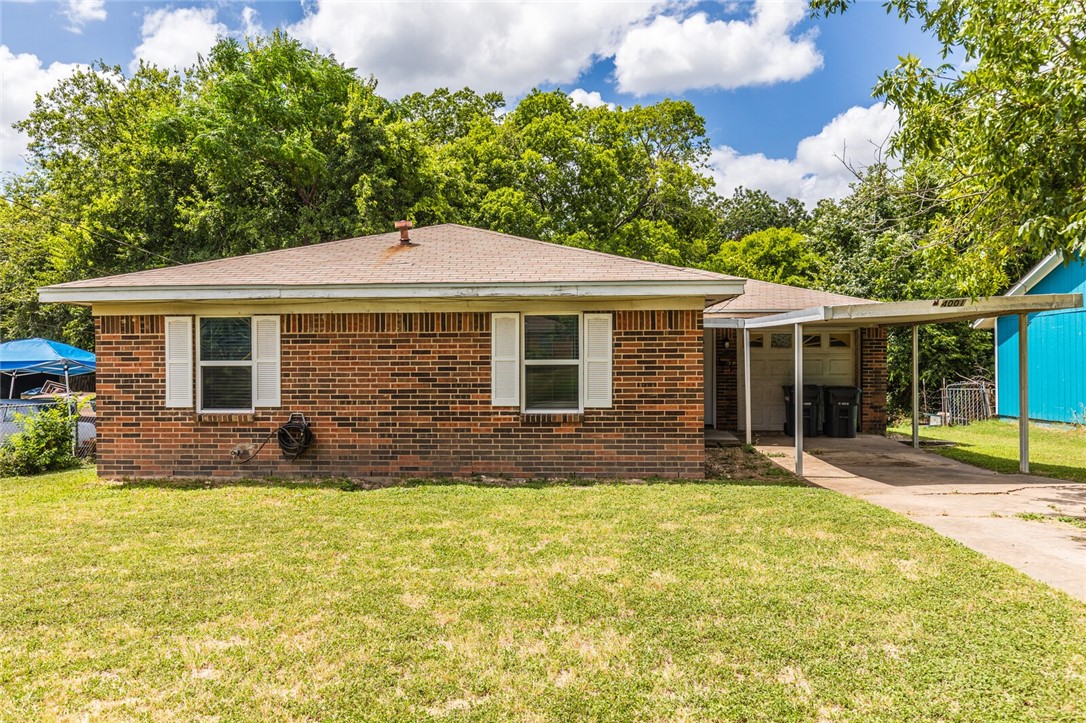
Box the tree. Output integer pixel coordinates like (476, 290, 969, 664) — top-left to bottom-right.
(442, 90, 719, 265)
(714, 187, 810, 245)
(177, 32, 442, 254)
(706, 227, 824, 287)
(813, 0, 1086, 284)
(397, 87, 505, 144)
(807, 164, 996, 414)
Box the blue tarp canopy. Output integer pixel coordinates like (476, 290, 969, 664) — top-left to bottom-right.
(0, 338, 96, 376)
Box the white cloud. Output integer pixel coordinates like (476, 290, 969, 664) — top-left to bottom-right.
(288, 0, 664, 98)
(613, 0, 822, 95)
(130, 7, 227, 73)
(708, 103, 898, 207)
(63, 0, 106, 33)
(0, 46, 86, 174)
(568, 88, 611, 109)
(241, 6, 265, 38)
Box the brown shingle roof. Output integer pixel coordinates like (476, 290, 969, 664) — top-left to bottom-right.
(705, 278, 872, 316)
(50, 224, 734, 289)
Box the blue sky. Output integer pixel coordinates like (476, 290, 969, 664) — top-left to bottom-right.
(0, 1, 943, 205)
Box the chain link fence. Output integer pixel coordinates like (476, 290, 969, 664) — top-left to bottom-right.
(942, 381, 995, 426)
(0, 401, 96, 460)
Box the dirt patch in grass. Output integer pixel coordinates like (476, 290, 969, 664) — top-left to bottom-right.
(705, 444, 801, 483)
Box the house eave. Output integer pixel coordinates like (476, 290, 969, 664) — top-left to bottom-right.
(738, 293, 1083, 330)
(972, 250, 1065, 329)
(39, 279, 745, 306)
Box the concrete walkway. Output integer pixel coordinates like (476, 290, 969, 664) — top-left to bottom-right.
(757, 434, 1086, 601)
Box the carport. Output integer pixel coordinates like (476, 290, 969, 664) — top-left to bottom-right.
(706, 293, 1083, 476)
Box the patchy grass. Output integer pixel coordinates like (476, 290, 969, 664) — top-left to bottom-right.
(889, 419, 1086, 483)
(704, 443, 801, 482)
(1017, 511, 1086, 530)
(2, 467, 1085, 721)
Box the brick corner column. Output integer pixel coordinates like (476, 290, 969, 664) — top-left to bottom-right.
(859, 326, 888, 434)
(715, 328, 738, 430)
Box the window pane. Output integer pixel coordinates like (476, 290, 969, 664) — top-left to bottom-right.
(771, 333, 792, 349)
(525, 365, 579, 410)
(201, 366, 252, 410)
(524, 315, 579, 360)
(200, 318, 252, 361)
(803, 334, 822, 348)
(828, 333, 851, 348)
(748, 333, 764, 348)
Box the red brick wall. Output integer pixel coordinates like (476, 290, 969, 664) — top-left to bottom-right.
(94, 310, 704, 480)
(714, 329, 737, 429)
(859, 326, 888, 434)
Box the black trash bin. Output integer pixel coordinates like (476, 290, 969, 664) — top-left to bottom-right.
(782, 384, 823, 437)
(823, 386, 862, 438)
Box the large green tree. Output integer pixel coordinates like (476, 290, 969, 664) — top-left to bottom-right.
(808, 165, 995, 414)
(706, 227, 824, 287)
(440, 90, 720, 266)
(714, 188, 810, 245)
(813, 0, 1086, 285)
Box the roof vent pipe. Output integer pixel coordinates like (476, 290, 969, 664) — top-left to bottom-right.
(395, 220, 413, 245)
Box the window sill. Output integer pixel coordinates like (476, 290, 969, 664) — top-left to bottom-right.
(196, 412, 256, 423)
(520, 410, 585, 422)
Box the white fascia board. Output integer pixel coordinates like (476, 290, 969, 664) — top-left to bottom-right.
(39, 279, 746, 305)
(743, 293, 1081, 330)
(1005, 251, 1063, 298)
(740, 306, 832, 329)
(972, 250, 1063, 329)
(703, 317, 746, 329)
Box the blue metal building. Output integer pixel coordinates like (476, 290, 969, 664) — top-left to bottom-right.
(981, 252, 1086, 423)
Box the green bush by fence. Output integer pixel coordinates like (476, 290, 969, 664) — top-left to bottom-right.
(0, 402, 82, 477)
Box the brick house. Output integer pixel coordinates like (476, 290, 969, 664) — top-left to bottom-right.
(39, 223, 887, 480)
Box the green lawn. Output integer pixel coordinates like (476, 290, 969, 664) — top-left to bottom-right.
(889, 419, 1086, 483)
(2, 468, 1085, 721)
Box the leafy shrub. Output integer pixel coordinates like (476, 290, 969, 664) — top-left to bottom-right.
(0, 403, 81, 476)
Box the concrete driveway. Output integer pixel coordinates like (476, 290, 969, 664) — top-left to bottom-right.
(756, 434, 1086, 602)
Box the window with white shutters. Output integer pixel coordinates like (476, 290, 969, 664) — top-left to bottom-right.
(491, 312, 613, 411)
(196, 316, 280, 412)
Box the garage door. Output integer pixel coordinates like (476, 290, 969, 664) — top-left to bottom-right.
(738, 330, 856, 431)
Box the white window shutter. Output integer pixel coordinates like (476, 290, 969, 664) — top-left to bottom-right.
(253, 315, 281, 407)
(164, 316, 193, 408)
(491, 313, 520, 406)
(584, 313, 613, 408)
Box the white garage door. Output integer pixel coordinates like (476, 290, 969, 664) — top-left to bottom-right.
(738, 330, 856, 432)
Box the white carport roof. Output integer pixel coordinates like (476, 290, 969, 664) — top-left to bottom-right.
(724, 291, 1082, 480)
(706, 292, 1082, 329)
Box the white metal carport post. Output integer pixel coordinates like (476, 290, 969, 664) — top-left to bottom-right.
(794, 322, 803, 477)
(912, 324, 920, 449)
(1019, 314, 1030, 473)
(743, 325, 752, 445)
